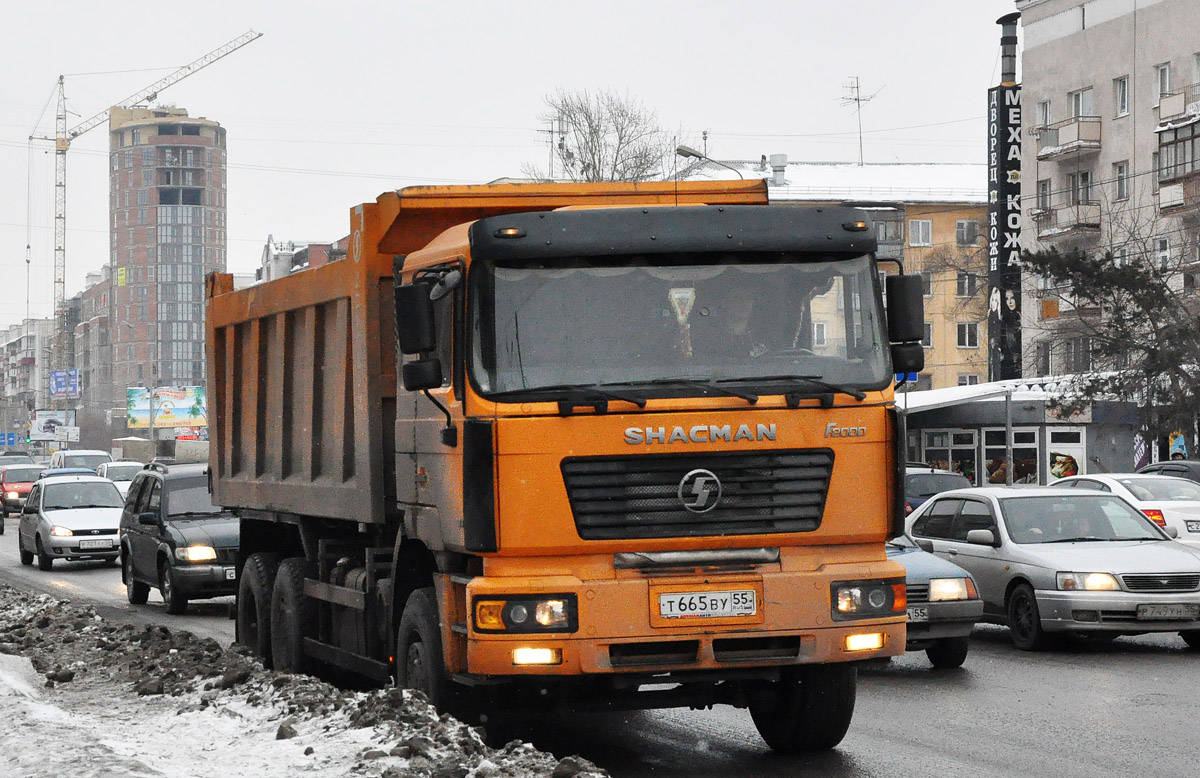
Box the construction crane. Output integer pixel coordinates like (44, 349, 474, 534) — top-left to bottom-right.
(31, 29, 262, 373)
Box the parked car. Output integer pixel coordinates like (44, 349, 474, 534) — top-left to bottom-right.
(48, 449, 113, 471)
(16, 474, 124, 570)
(1052, 473, 1200, 550)
(1, 464, 47, 523)
(886, 537, 984, 668)
(120, 462, 238, 615)
(1138, 459, 1200, 483)
(96, 460, 145, 498)
(905, 487, 1200, 651)
(905, 464, 972, 515)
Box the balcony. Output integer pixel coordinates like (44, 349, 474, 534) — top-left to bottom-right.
(1035, 116, 1102, 161)
(1158, 84, 1200, 122)
(1033, 201, 1101, 240)
(1159, 174, 1200, 221)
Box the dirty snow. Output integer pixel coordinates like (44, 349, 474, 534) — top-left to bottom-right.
(0, 585, 605, 778)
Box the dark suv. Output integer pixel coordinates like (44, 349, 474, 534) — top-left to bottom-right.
(905, 464, 972, 515)
(119, 462, 238, 614)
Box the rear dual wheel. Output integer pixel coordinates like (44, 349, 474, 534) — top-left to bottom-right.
(270, 557, 317, 674)
(237, 552, 282, 668)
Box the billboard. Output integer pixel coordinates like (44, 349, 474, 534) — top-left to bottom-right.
(49, 368, 81, 399)
(987, 82, 1023, 381)
(126, 386, 208, 429)
(31, 409, 77, 442)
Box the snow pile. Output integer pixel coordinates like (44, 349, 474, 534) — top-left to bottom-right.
(0, 585, 606, 778)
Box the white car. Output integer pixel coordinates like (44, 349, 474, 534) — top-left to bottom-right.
(1052, 474, 1200, 550)
(96, 460, 145, 498)
(16, 474, 124, 570)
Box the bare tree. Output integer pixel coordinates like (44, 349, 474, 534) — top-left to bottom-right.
(524, 89, 674, 182)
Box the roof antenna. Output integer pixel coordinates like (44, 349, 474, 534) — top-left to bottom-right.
(840, 76, 883, 165)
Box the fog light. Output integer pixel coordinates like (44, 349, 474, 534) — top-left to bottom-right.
(1072, 610, 1100, 622)
(475, 601, 506, 631)
(845, 632, 885, 652)
(512, 647, 562, 666)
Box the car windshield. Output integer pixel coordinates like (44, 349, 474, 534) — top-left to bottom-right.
(42, 481, 124, 510)
(2, 466, 44, 482)
(0, 456, 34, 466)
(103, 464, 143, 482)
(907, 472, 972, 498)
(63, 454, 111, 470)
(1000, 494, 1164, 543)
(169, 481, 221, 516)
(1118, 477, 1200, 501)
(470, 253, 890, 397)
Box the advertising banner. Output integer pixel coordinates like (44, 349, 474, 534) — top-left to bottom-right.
(31, 409, 77, 442)
(49, 369, 81, 399)
(126, 386, 208, 429)
(987, 82, 1023, 381)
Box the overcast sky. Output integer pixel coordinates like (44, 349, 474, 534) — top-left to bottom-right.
(0, 0, 1018, 330)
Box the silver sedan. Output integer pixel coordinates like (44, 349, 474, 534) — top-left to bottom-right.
(904, 487, 1200, 651)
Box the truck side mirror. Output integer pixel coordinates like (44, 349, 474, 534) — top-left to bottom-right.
(891, 342, 925, 374)
(885, 274, 925, 343)
(395, 281, 437, 355)
(402, 359, 443, 392)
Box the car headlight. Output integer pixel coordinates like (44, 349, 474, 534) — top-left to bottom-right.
(1057, 572, 1120, 591)
(831, 579, 906, 621)
(4, 491, 17, 500)
(473, 595, 577, 633)
(49, 525, 74, 537)
(929, 577, 978, 601)
(174, 545, 217, 562)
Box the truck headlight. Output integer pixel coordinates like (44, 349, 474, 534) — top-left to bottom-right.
(929, 577, 978, 601)
(175, 545, 217, 562)
(49, 525, 74, 537)
(831, 579, 906, 621)
(473, 594, 577, 633)
(1057, 572, 1119, 591)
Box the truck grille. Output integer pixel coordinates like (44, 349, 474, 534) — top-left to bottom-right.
(562, 448, 833, 540)
(1121, 574, 1200, 592)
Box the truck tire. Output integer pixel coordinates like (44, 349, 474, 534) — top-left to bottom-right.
(270, 557, 317, 675)
(926, 636, 970, 669)
(237, 552, 282, 668)
(396, 588, 449, 710)
(160, 562, 188, 615)
(749, 663, 857, 753)
(125, 552, 150, 605)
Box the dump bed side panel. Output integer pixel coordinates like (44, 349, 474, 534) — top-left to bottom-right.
(205, 202, 396, 523)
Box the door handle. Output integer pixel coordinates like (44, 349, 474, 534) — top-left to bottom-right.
(947, 548, 959, 556)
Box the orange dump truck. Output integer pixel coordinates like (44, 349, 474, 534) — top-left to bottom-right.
(205, 179, 926, 752)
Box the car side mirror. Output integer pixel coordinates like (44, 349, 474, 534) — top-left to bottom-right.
(914, 537, 934, 552)
(22, 504, 36, 515)
(1164, 525, 1179, 539)
(138, 512, 159, 527)
(966, 528, 997, 546)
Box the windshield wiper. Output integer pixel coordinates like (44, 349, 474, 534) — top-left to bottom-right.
(1045, 536, 1106, 543)
(716, 374, 867, 401)
(492, 383, 647, 408)
(1110, 536, 1161, 542)
(611, 377, 757, 404)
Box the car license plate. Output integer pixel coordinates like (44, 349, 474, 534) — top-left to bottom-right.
(78, 538, 112, 550)
(224, 568, 236, 581)
(1186, 521, 1200, 533)
(907, 606, 929, 623)
(658, 590, 756, 619)
(1136, 603, 1200, 620)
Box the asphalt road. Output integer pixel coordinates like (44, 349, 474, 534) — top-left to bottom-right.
(3, 512, 1198, 777)
(0, 514, 235, 646)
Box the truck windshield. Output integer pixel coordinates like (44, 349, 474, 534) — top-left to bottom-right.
(470, 253, 890, 397)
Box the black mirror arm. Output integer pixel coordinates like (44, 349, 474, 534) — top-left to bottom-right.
(422, 390, 458, 447)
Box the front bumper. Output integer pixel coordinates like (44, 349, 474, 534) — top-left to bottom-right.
(1037, 589, 1200, 633)
(904, 599, 984, 647)
(46, 533, 120, 561)
(169, 562, 238, 598)
(459, 560, 907, 678)
(3, 496, 26, 513)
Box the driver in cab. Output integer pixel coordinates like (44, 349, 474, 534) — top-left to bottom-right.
(705, 286, 769, 358)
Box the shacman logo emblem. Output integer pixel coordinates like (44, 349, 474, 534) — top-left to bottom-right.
(678, 469, 722, 513)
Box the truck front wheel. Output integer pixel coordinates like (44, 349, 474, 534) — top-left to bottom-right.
(237, 552, 282, 668)
(396, 588, 449, 709)
(749, 663, 857, 753)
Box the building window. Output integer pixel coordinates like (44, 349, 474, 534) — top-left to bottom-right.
(955, 220, 979, 246)
(920, 270, 933, 297)
(1156, 237, 1171, 270)
(957, 322, 979, 349)
(922, 322, 933, 348)
(1114, 161, 1129, 200)
(956, 271, 979, 297)
(1037, 179, 1053, 210)
(1156, 123, 1200, 183)
(1114, 76, 1130, 117)
(1037, 100, 1051, 127)
(1113, 247, 1128, 267)
(137, 189, 148, 206)
(1035, 341, 1051, 376)
(1069, 87, 1094, 118)
(875, 219, 902, 243)
(908, 219, 933, 247)
(1065, 337, 1091, 372)
(812, 322, 827, 348)
(957, 374, 980, 387)
(1153, 151, 1161, 192)
(1069, 170, 1094, 205)
(1157, 62, 1172, 98)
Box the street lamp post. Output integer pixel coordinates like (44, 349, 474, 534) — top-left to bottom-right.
(675, 144, 746, 180)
